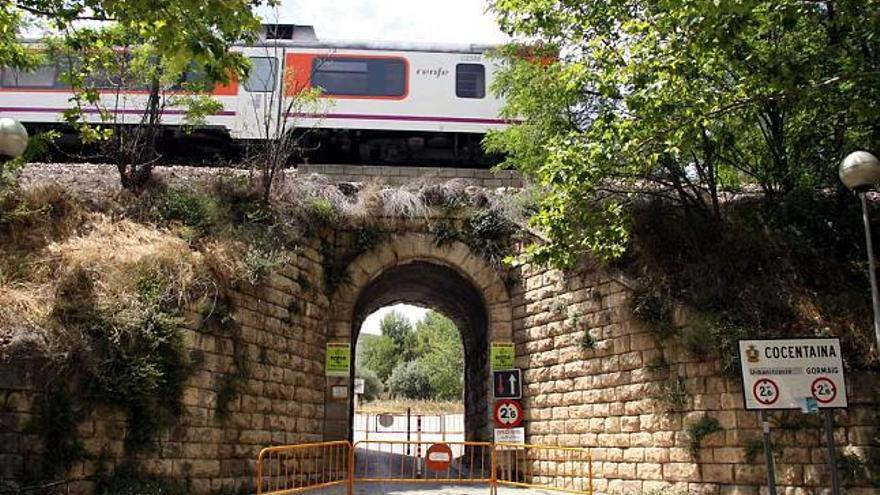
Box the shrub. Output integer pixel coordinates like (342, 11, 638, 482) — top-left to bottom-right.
(685, 415, 723, 458)
(356, 368, 384, 402)
(151, 186, 219, 235)
(387, 361, 433, 400)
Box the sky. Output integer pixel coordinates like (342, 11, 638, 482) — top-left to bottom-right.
(256, 0, 509, 44)
(361, 304, 429, 335)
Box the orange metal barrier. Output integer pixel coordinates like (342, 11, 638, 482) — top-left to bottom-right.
(353, 440, 494, 485)
(494, 443, 593, 494)
(256, 440, 593, 495)
(256, 441, 352, 495)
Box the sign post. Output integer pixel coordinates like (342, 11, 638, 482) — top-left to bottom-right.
(739, 338, 847, 495)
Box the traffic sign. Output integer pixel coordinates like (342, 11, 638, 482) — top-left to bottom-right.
(494, 427, 525, 444)
(493, 369, 521, 399)
(811, 377, 837, 404)
(491, 342, 515, 370)
(752, 378, 779, 406)
(325, 343, 350, 377)
(739, 338, 848, 410)
(493, 399, 523, 428)
(425, 443, 454, 472)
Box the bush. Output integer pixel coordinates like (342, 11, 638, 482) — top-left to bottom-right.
(151, 186, 219, 235)
(356, 368, 384, 401)
(387, 361, 433, 400)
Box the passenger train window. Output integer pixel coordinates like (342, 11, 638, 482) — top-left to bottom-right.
(455, 63, 485, 99)
(1, 65, 57, 88)
(311, 57, 406, 97)
(244, 57, 278, 92)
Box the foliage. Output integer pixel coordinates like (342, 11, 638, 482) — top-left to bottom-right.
(4, 0, 267, 191)
(626, 195, 875, 366)
(355, 368, 384, 402)
(357, 334, 399, 383)
(685, 415, 723, 458)
(381, 310, 415, 353)
(661, 376, 690, 412)
(631, 287, 678, 341)
(836, 450, 879, 487)
(580, 330, 597, 351)
(465, 208, 517, 266)
(51, 262, 192, 453)
(150, 186, 220, 236)
(25, 387, 89, 479)
(96, 462, 187, 495)
(358, 310, 464, 401)
(744, 437, 781, 464)
(387, 360, 434, 401)
(414, 312, 464, 401)
(488, 0, 880, 267)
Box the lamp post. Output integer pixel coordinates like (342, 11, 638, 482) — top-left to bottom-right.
(839, 150, 880, 362)
(0, 117, 29, 160)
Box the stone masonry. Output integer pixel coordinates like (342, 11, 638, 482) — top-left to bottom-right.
(1, 167, 879, 495)
(511, 261, 880, 495)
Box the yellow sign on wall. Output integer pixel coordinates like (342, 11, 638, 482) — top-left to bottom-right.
(325, 343, 351, 377)
(491, 342, 515, 370)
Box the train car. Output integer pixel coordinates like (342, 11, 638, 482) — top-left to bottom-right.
(0, 25, 509, 166)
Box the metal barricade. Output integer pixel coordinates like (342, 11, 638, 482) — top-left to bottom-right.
(255, 439, 594, 495)
(256, 441, 353, 495)
(494, 443, 593, 494)
(353, 440, 494, 486)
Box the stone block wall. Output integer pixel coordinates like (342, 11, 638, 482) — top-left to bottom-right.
(0, 245, 329, 494)
(297, 164, 523, 188)
(511, 262, 880, 495)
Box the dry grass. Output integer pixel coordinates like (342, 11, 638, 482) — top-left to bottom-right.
(0, 192, 211, 360)
(357, 399, 464, 414)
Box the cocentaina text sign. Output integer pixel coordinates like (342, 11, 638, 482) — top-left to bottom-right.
(738, 338, 847, 410)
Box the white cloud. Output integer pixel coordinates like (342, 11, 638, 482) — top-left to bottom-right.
(360, 304, 429, 335)
(257, 0, 509, 44)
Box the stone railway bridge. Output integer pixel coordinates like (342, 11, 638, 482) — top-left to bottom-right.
(1, 164, 878, 495)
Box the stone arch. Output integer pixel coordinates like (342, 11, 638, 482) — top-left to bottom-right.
(322, 233, 513, 441)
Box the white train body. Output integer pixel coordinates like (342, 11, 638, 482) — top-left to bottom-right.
(0, 29, 508, 160)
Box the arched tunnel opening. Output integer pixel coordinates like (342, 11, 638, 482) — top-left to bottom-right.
(349, 260, 491, 442)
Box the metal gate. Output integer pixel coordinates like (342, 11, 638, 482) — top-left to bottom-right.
(256, 440, 593, 494)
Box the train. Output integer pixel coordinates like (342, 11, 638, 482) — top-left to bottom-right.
(0, 25, 509, 166)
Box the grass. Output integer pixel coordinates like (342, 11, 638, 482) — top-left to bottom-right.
(357, 399, 464, 414)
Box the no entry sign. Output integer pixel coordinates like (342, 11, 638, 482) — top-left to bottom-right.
(739, 338, 847, 410)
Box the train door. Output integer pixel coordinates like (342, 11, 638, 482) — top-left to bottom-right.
(234, 51, 284, 140)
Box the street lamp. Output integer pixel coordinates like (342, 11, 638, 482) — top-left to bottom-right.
(839, 150, 880, 362)
(0, 117, 29, 159)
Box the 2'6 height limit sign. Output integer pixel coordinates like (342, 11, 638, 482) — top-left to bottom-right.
(739, 338, 848, 410)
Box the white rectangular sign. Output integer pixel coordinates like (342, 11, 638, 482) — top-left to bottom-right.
(739, 338, 847, 410)
(494, 427, 525, 444)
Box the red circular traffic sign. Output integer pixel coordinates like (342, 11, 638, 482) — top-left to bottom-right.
(752, 378, 779, 405)
(493, 399, 523, 428)
(425, 443, 454, 472)
(811, 377, 837, 404)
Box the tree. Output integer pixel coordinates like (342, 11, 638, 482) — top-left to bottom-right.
(387, 360, 433, 400)
(356, 334, 399, 383)
(2, 0, 270, 191)
(487, 0, 880, 266)
(379, 310, 416, 359)
(414, 311, 464, 401)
